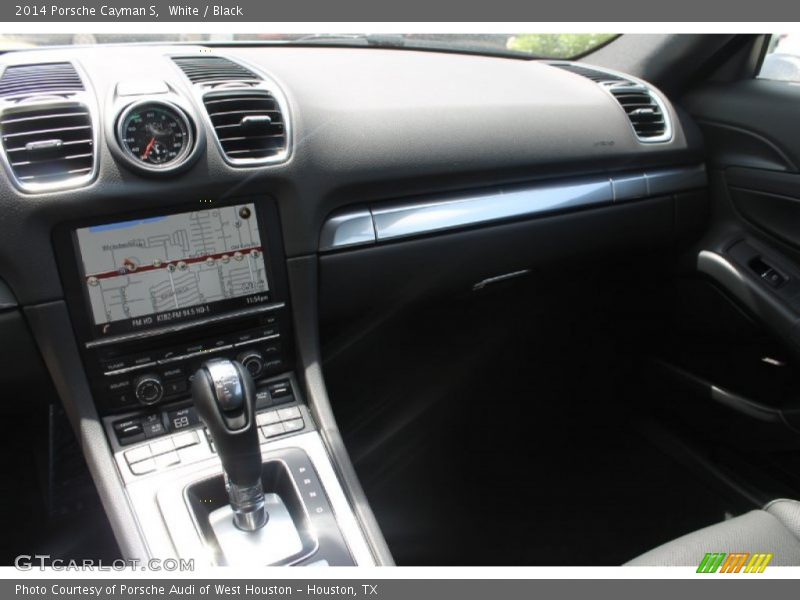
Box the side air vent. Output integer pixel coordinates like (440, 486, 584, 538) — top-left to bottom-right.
(550, 61, 672, 143)
(609, 88, 667, 141)
(172, 56, 260, 84)
(202, 90, 286, 162)
(0, 104, 95, 189)
(0, 62, 84, 99)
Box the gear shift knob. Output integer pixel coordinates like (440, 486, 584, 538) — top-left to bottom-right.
(192, 358, 267, 531)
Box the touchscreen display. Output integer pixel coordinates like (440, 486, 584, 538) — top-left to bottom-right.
(75, 203, 270, 335)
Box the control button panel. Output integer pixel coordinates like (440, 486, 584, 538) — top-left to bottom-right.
(90, 313, 286, 414)
(109, 375, 302, 448)
(111, 387, 312, 480)
(124, 430, 201, 475)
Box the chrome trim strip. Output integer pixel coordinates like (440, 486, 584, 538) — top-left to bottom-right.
(85, 302, 285, 349)
(645, 164, 708, 196)
(372, 178, 612, 241)
(611, 173, 648, 202)
(318, 210, 376, 252)
(319, 165, 707, 252)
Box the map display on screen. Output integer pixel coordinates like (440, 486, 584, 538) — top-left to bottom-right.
(75, 203, 269, 329)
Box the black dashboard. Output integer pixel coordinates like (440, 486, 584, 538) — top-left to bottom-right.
(0, 42, 711, 564)
(0, 44, 704, 307)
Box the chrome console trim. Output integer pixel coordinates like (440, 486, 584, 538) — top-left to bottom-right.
(319, 165, 707, 252)
(123, 431, 376, 566)
(372, 178, 612, 241)
(318, 210, 376, 252)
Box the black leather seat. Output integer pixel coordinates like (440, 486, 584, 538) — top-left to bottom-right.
(627, 499, 800, 566)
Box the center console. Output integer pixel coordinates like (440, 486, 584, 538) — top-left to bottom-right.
(52, 197, 376, 566)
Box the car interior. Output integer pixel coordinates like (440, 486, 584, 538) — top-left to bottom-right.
(2, 32, 800, 567)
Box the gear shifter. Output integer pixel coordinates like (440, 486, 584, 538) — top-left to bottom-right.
(192, 358, 267, 531)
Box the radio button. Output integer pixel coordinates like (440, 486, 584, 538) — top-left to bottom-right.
(262, 343, 281, 356)
(209, 337, 230, 350)
(237, 349, 266, 378)
(232, 331, 257, 344)
(105, 378, 132, 393)
(161, 366, 184, 380)
(131, 354, 156, 367)
(102, 358, 130, 372)
(157, 347, 182, 362)
(134, 374, 164, 406)
(254, 325, 279, 338)
(263, 358, 285, 373)
(164, 379, 188, 396)
(108, 392, 136, 409)
(182, 342, 204, 355)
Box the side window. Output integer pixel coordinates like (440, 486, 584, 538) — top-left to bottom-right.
(758, 34, 800, 82)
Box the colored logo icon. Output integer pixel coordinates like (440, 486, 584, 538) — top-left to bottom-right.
(697, 552, 773, 573)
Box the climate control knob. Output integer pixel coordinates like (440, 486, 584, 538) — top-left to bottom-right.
(134, 373, 164, 406)
(237, 350, 265, 379)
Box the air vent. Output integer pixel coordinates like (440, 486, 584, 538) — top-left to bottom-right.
(203, 91, 286, 162)
(609, 88, 667, 140)
(172, 56, 260, 84)
(550, 61, 671, 143)
(0, 104, 94, 188)
(0, 62, 84, 99)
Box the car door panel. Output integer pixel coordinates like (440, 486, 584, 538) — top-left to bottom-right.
(648, 64, 800, 440)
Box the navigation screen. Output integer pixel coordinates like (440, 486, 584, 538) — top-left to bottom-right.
(75, 203, 270, 335)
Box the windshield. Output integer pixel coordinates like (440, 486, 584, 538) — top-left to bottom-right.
(0, 33, 617, 59)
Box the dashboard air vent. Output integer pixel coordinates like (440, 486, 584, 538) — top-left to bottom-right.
(0, 62, 84, 99)
(0, 104, 94, 188)
(609, 88, 667, 140)
(203, 90, 286, 162)
(550, 61, 671, 143)
(172, 56, 260, 84)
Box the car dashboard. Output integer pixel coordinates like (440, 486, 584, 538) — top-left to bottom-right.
(0, 44, 709, 566)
